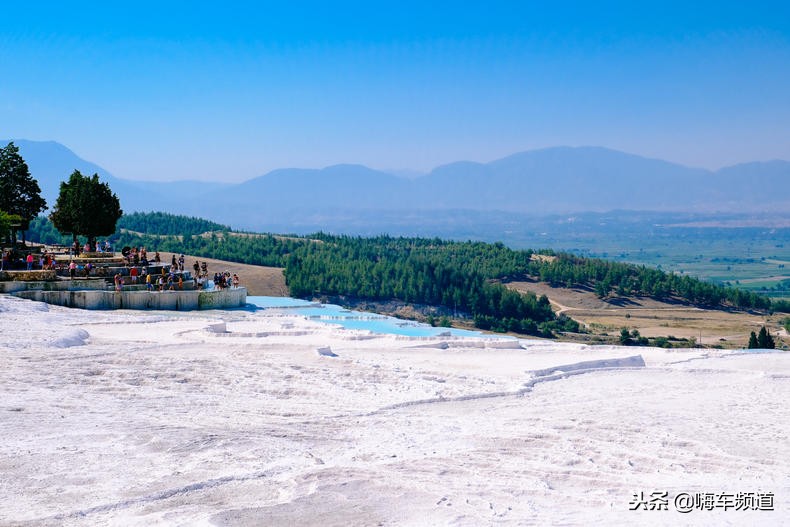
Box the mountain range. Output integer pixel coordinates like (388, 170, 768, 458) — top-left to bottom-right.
(4, 139, 790, 234)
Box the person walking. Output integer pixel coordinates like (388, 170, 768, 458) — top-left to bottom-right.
(26, 253, 34, 270)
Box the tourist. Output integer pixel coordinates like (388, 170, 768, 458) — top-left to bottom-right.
(114, 273, 122, 292)
(178, 254, 185, 272)
(69, 261, 76, 279)
(146, 273, 153, 291)
(193, 260, 200, 276)
(130, 266, 139, 284)
(85, 262, 92, 277)
(157, 275, 164, 291)
(201, 261, 207, 275)
(178, 275, 183, 290)
(84, 242, 91, 253)
(154, 251, 161, 263)
(26, 253, 34, 270)
(232, 273, 239, 288)
(1, 249, 8, 271)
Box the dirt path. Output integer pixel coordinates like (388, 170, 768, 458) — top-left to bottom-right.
(158, 252, 288, 297)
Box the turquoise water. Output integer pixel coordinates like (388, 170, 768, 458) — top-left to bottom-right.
(245, 296, 316, 308)
(246, 296, 511, 339)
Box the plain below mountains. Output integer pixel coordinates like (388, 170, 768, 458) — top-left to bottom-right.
(6, 139, 790, 233)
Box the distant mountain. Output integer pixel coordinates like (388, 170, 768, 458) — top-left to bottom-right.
(233, 164, 410, 211)
(218, 146, 788, 229)
(5, 140, 118, 207)
(5, 139, 790, 233)
(418, 147, 714, 212)
(2, 139, 230, 215)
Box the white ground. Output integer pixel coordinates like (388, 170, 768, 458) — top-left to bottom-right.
(1, 294, 788, 526)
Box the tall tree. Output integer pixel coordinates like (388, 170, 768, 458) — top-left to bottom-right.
(50, 170, 123, 250)
(756, 326, 775, 349)
(748, 331, 759, 349)
(0, 142, 47, 245)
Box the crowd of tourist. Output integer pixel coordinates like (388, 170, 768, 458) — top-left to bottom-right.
(2, 242, 242, 294)
(1, 248, 58, 271)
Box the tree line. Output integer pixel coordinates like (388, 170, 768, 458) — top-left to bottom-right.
(118, 212, 230, 237)
(528, 251, 772, 310)
(281, 234, 571, 335)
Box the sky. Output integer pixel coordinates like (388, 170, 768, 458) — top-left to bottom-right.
(1, 1, 789, 182)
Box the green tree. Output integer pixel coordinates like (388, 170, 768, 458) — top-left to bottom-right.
(748, 331, 759, 349)
(756, 326, 775, 349)
(619, 327, 632, 345)
(50, 170, 123, 250)
(0, 142, 47, 245)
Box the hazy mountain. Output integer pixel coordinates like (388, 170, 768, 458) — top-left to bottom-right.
(384, 168, 426, 179)
(2, 139, 230, 215)
(5, 139, 790, 233)
(236, 164, 409, 209)
(419, 147, 713, 213)
(4, 140, 119, 206)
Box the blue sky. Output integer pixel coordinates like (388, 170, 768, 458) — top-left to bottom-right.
(1, 1, 789, 181)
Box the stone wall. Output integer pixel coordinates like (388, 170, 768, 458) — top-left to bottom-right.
(0, 278, 107, 294)
(10, 287, 246, 311)
(0, 270, 56, 282)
